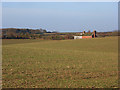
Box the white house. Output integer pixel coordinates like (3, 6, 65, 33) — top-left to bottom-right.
(74, 36, 82, 39)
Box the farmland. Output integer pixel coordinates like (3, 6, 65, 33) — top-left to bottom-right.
(2, 37, 118, 88)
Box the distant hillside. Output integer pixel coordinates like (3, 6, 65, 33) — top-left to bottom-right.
(2, 28, 47, 34)
(2, 28, 47, 39)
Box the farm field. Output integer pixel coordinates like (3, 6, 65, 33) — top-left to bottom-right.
(2, 37, 118, 88)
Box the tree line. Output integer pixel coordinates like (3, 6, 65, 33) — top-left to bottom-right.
(1, 28, 119, 40)
(1, 28, 74, 40)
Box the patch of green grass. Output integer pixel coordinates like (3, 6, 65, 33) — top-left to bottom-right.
(2, 37, 118, 88)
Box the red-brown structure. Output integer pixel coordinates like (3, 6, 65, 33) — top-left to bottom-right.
(74, 30, 97, 39)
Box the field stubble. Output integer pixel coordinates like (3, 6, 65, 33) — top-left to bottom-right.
(2, 37, 118, 88)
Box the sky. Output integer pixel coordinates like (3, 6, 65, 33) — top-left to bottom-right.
(2, 2, 118, 32)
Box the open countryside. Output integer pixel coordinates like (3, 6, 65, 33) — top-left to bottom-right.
(2, 2, 118, 88)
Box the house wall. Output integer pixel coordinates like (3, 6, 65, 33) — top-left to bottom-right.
(74, 36, 92, 39)
(74, 36, 82, 39)
(82, 36, 92, 38)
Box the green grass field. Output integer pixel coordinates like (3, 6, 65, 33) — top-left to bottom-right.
(2, 37, 118, 88)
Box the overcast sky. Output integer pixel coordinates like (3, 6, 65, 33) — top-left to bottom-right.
(2, 2, 118, 32)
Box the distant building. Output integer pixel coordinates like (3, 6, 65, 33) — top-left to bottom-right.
(74, 36, 82, 39)
(74, 30, 97, 39)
